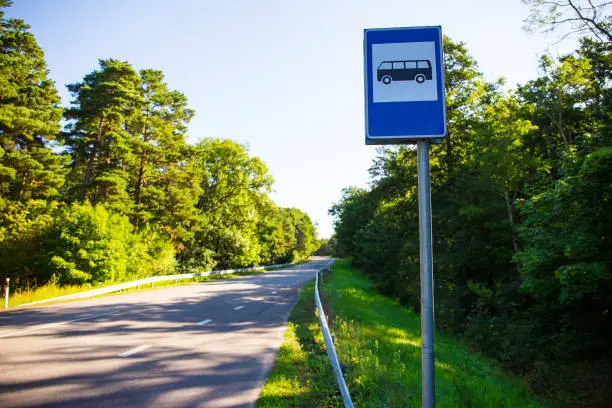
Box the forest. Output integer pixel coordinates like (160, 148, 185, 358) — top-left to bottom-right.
(0, 1, 319, 294)
(331, 2, 611, 405)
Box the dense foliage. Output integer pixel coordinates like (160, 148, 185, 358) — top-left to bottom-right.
(0, 2, 319, 292)
(330, 34, 612, 404)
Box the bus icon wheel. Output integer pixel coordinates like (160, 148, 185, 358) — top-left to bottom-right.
(415, 74, 426, 84)
(382, 75, 392, 85)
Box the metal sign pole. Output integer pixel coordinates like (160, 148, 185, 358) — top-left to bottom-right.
(364, 26, 444, 407)
(417, 139, 435, 408)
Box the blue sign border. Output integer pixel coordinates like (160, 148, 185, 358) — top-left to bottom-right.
(364, 26, 447, 144)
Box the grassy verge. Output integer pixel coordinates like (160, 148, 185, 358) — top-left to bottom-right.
(8, 284, 96, 307)
(7, 262, 305, 309)
(258, 259, 545, 407)
(257, 279, 342, 407)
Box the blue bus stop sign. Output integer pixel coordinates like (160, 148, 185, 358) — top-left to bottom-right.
(364, 26, 447, 144)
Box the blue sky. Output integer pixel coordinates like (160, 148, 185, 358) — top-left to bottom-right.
(7, 0, 576, 238)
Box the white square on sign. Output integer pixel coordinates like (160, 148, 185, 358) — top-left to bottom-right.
(372, 41, 438, 103)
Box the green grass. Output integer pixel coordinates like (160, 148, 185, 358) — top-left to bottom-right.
(257, 279, 342, 407)
(7, 262, 305, 309)
(6, 275, 233, 308)
(8, 284, 96, 307)
(258, 259, 546, 408)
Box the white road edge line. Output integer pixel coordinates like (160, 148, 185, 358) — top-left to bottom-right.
(196, 319, 213, 325)
(233, 305, 244, 310)
(118, 344, 152, 358)
(0, 311, 118, 338)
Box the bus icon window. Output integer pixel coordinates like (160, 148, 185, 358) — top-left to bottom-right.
(377, 60, 432, 85)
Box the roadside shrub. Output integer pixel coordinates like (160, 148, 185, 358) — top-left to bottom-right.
(0, 200, 65, 289)
(0, 200, 176, 289)
(50, 202, 176, 285)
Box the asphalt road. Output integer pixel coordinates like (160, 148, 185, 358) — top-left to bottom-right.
(0, 258, 334, 408)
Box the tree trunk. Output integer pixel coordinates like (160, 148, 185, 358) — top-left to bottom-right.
(134, 124, 150, 207)
(504, 189, 520, 273)
(134, 150, 147, 206)
(16, 171, 27, 201)
(134, 113, 151, 230)
(81, 117, 104, 202)
(445, 132, 454, 176)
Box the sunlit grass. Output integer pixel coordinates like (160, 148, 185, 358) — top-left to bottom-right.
(6, 261, 306, 308)
(6, 275, 234, 308)
(326, 259, 545, 408)
(8, 284, 95, 307)
(257, 280, 342, 407)
(259, 259, 546, 407)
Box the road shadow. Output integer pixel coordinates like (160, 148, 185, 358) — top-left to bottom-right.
(0, 263, 331, 407)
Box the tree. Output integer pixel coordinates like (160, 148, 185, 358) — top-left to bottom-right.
(128, 69, 197, 236)
(331, 32, 612, 403)
(63, 59, 141, 211)
(437, 36, 489, 180)
(514, 147, 612, 363)
(256, 197, 294, 264)
(523, 0, 612, 43)
(282, 207, 318, 261)
(471, 93, 538, 255)
(0, 0, 66, 209)
(329, 186, 376, 258)
(518, 40, 611, 181)
(182, 139, 273, 269)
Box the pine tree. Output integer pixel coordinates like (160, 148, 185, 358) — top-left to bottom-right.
(128, 69, 196, 235)
(0, 0, 66, 209)
(63, 59, 141, 212)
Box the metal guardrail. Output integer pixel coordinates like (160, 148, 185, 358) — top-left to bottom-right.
(12, 262, 297, 309)
(315, 263, 355, 408)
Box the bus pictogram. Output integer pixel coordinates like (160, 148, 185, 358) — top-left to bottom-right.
(377, 59, 432, 85)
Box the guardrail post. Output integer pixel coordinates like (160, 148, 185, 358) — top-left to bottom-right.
(137, 284, 141, 291)
(4, 278, 9, 309)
